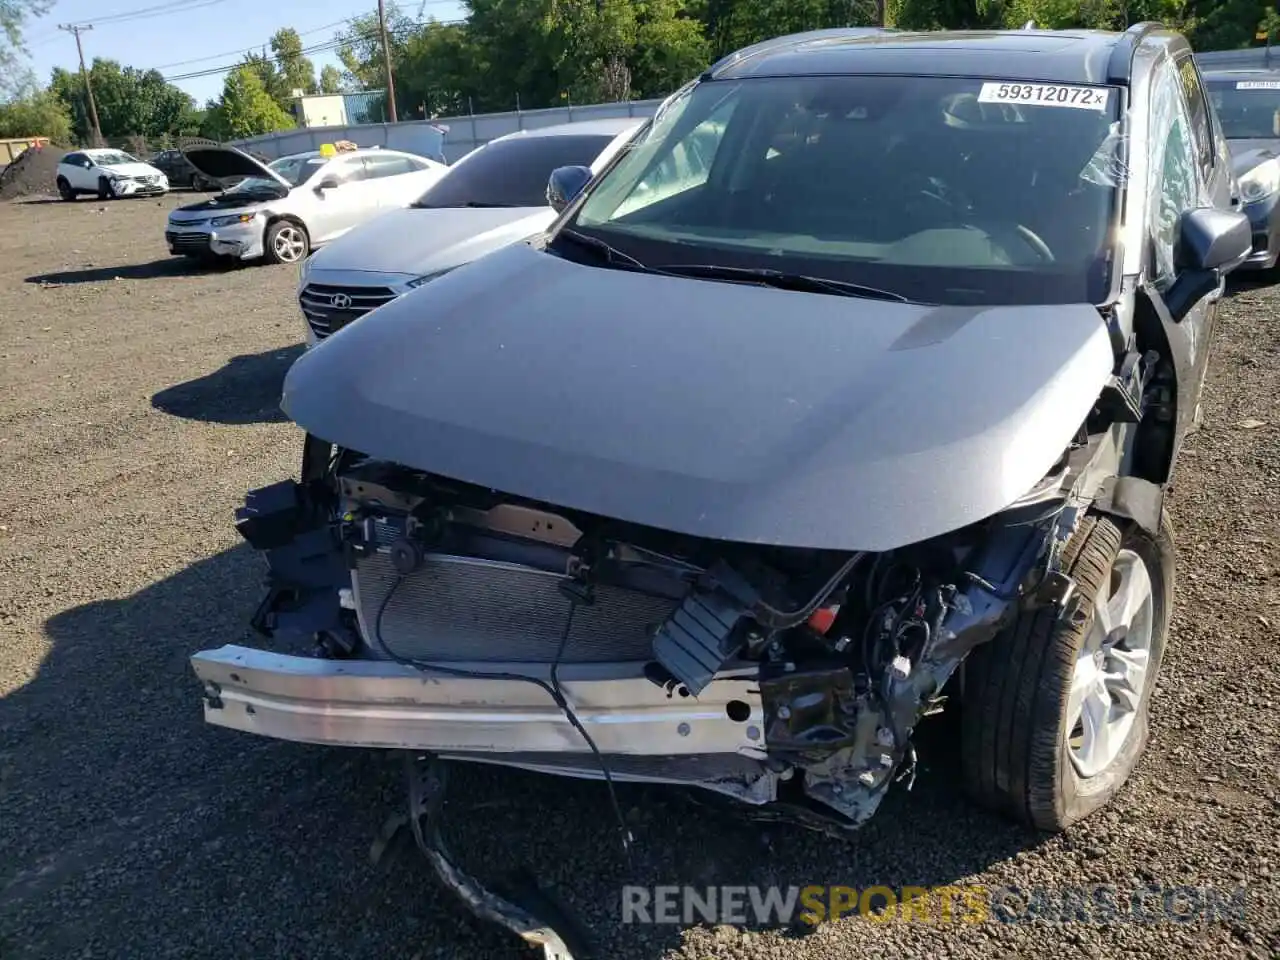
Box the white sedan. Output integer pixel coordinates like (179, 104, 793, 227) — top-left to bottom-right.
(56, 148, 169, 200)
(165, 144, 448, 265)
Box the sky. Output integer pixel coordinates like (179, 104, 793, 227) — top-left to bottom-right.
(20, 0, 466, 104)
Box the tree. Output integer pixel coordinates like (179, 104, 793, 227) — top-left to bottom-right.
(271, 28, 317, 98)
(0, 79, 72, 141)
(1, 0, 51, 99)
(338, 4, 416, 90)
(318, 64, 344, 95)
(216, 64, 295, 138)
(50, 59, 197, 143)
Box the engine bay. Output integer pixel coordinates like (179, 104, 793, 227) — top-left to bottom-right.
(234, 440, 1094, 832)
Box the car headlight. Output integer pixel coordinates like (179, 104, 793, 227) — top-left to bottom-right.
(406, 267, 457, 289)
(211, 213, 256, 228)
(1239, 160, 1280, 204)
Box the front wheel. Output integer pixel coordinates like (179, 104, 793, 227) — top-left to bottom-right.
(97, 176, 116, 200)
(57, 177, 76, 201)
(960, 511, 1173, 831)
(264, 220, 309, 264)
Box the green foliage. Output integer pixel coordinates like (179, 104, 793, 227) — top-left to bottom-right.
(1, 0, 52, 99)
(50, 59, 197, 143)
(318, 64, 344, 95)
(27, 0, 1280, 149)
(0, 80, 72, 141)
(215, 65, 295, 139)
(271, 28, 317, 98)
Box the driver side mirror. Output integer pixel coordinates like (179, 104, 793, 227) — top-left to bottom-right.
(1165, 207, 1252, 321)
(547, 165, 593, 213)
(315, 175, 342, 192)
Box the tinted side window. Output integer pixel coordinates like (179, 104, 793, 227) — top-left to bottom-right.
(333, 157, 369, 183)
(63, 153, 84, 167)
(363, 154, 415, 178)
(1152, 73, 1199, 285)
(415, 134, 615, 208)
(1177, 55, 1214, 172)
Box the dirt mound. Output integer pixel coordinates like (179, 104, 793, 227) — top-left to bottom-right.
(0, 144, 67, 201)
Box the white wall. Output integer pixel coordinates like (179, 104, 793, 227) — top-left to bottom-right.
(296, 95, 349, 129)
(230, 97, 665, 163)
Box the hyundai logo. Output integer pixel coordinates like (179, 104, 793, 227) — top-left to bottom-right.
(329, 293, 352, 310)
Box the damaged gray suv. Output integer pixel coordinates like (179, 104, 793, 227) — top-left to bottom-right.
(193, 22, 1249, 956)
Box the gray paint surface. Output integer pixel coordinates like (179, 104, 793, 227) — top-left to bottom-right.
(283, 243, 1115, 551)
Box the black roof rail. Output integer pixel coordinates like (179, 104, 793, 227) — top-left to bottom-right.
(1106, 21, 1164, 84)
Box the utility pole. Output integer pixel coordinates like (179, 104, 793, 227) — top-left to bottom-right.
(376, 0, 399, 123)
(59, 23, 103, 147)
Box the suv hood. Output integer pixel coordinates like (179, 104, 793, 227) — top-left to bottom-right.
(282, 243, 1114, 551)
(306, 205, 557, 275)
(97, 161, 163, 178)
(181, 143, 289, 191)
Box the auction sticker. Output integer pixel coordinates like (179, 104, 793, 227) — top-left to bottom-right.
(1237, 80, 1280, 90)
(977, 82, 1110, 111)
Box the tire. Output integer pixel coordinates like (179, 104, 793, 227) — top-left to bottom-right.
(57, 177, 76, 201)
(264, 219, 309, 265)
(960, 511, 1174, 831)
(97, 176, 116, 200)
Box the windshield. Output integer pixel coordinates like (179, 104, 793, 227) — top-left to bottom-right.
(413, 134, 618, 208)
(1207, 78, 1280, 139)
(229, 155, 325, 193)
(93, 151, 137, 166)
(559, 75, 1123, 306)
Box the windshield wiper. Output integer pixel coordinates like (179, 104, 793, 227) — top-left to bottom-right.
(555, 229, 652, 271)
(653, 264, 910, 302)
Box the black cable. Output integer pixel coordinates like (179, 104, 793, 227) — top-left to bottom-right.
(372, 573, 634, 857)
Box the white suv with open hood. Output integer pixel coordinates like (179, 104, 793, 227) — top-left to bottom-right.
(164, 141, 448, 265)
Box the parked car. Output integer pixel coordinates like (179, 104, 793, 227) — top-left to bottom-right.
(193, 24, 1249, 956)
(164, 144, 448, 265)
(56, 148, 169, 200)
(148, 148, 217, 191)
(1203, 67, 1280, 271)
(297, 118, 643, 344)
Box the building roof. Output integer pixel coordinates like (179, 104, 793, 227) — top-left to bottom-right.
(707, 27, 1164, 86)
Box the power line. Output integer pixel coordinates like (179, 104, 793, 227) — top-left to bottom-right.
(63, 0, 230, 30)
(148, 15, 365, 71)
(58, 24, 104, 146)
(160, 17, 461, 84)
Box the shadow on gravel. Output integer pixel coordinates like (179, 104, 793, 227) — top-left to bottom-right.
(25, 257, 233, 286)
(2, 544, 1045, 959)
(150, 345, 304, 425)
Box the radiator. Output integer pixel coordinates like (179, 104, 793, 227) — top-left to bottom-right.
(354, 550, 678, 664)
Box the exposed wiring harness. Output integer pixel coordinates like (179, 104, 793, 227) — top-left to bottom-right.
(372, 574, 635, 858)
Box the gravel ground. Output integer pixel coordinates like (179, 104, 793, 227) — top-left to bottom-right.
(0, 194, 1277, 960)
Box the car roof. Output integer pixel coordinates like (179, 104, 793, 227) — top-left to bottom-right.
(1202, 67, 1280, 80)
(275, 146, 421, 163)
(490, 117, 643, 145)
(706, 27, 1161, 86)
(81, 147, 133, 156)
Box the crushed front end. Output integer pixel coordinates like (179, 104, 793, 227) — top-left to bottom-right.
(193, 433, 1085, 831)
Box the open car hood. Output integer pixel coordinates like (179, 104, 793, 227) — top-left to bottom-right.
(282, 243, 1115, 551)
(180, 142, 290, 190)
